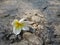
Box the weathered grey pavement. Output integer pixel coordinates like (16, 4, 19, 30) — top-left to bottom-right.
(0, 0, 60, 45)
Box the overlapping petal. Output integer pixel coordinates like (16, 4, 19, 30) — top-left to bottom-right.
(12, 18, 30, 35)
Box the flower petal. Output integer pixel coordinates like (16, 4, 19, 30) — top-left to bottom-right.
(19, 18, 26, 22)
(23, 21, 34, 25)
(13, 27, 21, 35)
(11, 19, 18, 25)
(22, 26, 29, 31)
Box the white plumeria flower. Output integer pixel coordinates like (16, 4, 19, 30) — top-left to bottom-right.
(12, 18, 29, 35)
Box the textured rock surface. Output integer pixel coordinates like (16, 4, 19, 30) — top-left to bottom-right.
(0, 0, 60, 45)
(23, 32, 43, 45)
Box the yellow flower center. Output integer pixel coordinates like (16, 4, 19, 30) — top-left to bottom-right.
(13, 19, 25, 30)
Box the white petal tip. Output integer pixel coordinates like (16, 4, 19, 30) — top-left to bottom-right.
(22, 26, 29, 31)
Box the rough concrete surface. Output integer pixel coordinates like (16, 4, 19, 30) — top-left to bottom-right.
(0, 0, 60, 45)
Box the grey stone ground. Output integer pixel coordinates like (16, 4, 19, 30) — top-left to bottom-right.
(0, 0, 60, 45)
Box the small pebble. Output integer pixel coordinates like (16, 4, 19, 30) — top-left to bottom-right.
(38, 25, 44, 30)
(33, 23, 38, 29)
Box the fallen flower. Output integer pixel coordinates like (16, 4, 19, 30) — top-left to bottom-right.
(12, 18, 29, 35)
